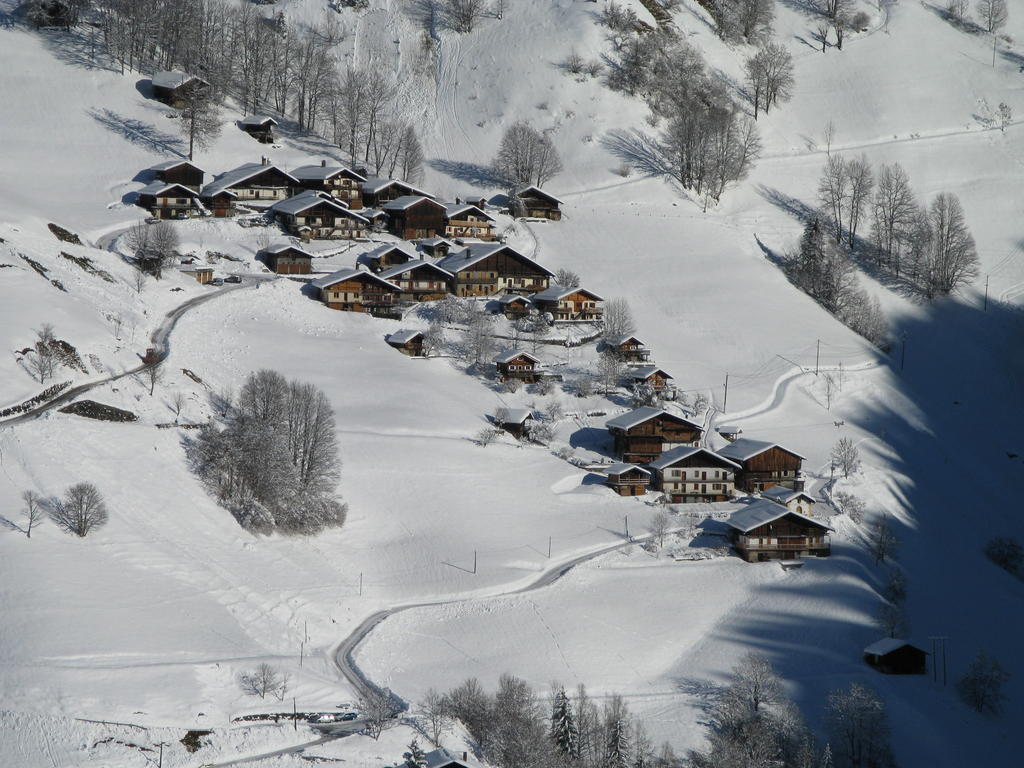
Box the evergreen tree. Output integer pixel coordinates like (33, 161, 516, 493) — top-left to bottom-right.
(407, 738, 427, 768)
(551, 687, 581, 759)
(605, 714, 630, 768)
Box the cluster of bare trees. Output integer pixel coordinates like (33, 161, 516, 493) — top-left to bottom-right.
(708, 0, 777, 45)
(23, 324, 59, 383)
(190, 369, 346, 535)
(492, 121, 563, 187)
(744, 42, 794, 120)
(816, 157, 980, 299)
(813, 0, 870, 51)
(124, 220, 180, 279)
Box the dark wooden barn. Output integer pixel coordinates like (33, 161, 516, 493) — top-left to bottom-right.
(259, 243, 314, 275)
(863, 639, 928, 675)
(604, 407, 703, 464)
(383, 196, 447, 240)
(727, 501, 831, 562)
(149, 160, 205, 190)
(718, 438, 806, 493)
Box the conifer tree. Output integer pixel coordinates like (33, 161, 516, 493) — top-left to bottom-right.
(551, 687, 581, 759)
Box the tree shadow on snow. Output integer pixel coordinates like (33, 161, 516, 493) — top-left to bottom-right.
(37, 23, 121, 73)
(89, 108, 187, 157)
(428, 159, 507, 189)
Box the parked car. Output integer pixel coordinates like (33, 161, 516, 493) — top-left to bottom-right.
(225, 275, 242, 283)
(211, 277, 224, 285)
(340, 711, 358, 721)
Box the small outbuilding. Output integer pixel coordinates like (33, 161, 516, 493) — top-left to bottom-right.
(239, 115, 278, 144)
(496, 408, 534, 439)
(716, 425, 742, 442)
(863, 639, 928, 675)
(386, 329, 426, 357)
(423, 748, 475, 768)
(627, 365, 673, 392)
(259, 243, 314, 275)
(512, 185, 562, 220)
(151, 70, 209, 106)
(601, 334, 651, 363)
(605, 463, 651, 496)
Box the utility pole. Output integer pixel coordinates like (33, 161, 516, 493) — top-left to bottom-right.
(838, 361, 844, 391)
(929, 636, 948, 685)
(157, 742, 166, 768)
(815, 339, 820, 376)
(299, 641, 304, 667)
(293, 697, 298, 731)
(722, 373, 730, 412)
(358, 572, 363, 596)
(547, 536, 552, 558)
(624, 515, 630, 541)
(900, 333, 907, 371)
(983, 275, 989, 311)
(473, 549, 477, 574)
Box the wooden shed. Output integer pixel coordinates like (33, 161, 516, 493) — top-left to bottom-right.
(386, 329, 426, 357)
(605, 463, 651, 496)
(627, 365, 673, 392)
(863, 639, 928, 675)
(239, 114, 278, 144)
(496, 408, 535, 439)
(601, 334, 651, 363)
(151, 70, 209, 106)
(512, 185, 562, 220)
(260, 243, 314, 275)
(149, 159, 205, 190)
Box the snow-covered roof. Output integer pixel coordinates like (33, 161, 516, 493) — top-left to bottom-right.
(377, 259, 453, 281)
(149, 159, 204, 173)
(716, 425, 742, 435)
(291, 164, 367, 182)
(365, 242, 419, 262)
(443, 202, 495, 221)
(648, 446, 740, 471)
(310, 268, 398, 291)
(718, 438, 806, 462)
(361, 177, 433, 197)
(606, 407, 700, 432)
(514, 184, 563, 204)
(628, 365, 672, 381)
(152, 70, 205, 89)
(271, 191, 367, 221)
(500, 408, 534, 425)
(239, 114, 278, 127)
(201, 163, 298, 197)
(261, 243, 314, 257)
(605, 463, 650, 476)
(726, 500, 831, 534)
(762, 486, 815, 505)
(531, 284, 604, 302)
(864, 638, 922, 656)
(603, 334, 646, 347)
(493, 349, 540, 364)
(382, 195, 442, 211)
(423, 748, 473, 768)
(498, 293, 532, 306)
(136, 181, 197, 197)
(387, 329, 424, 345)
(419, 236, 454, 248)
(437, 243, 554, 277)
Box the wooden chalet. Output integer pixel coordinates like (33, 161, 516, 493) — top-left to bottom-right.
(437, 244, 553, 297)
(136, 182, 199, 219)
(718, 438, 806, 493)
(151, 70, 208, 106)
(423, 748, 474, 768)
(201, 161, 299, 210)
(291, 161, 366, 208)
(512, 185, 562, 220)
(383, 196, 447, 240)
(270, 191, 369, 240)
(203, 189, 237, 217)
(649, 446, 739, 503)
(239, 115, 278, 144)
(627, 365, 673, 392)
(605, 463, 651, 497)
(863, 639, 928, 675)
(496, 293, 534, 319)
(493, 349, 542, 383)
(386, 329, 426, 357)
(530, 285, 604, 322)
(259, 243, 314, 275)
(377, 260, 453, 301)
(601, 334, 651, 363)
(443, 203, 496, 241)
(149, 159, 204, 190)
(363, 243, 418, 273)
(419, 236, 455, 258)
(310, 268, 400, 316)
(496, 408, 534, 439)
(716, 425, 743, 442)
(360, 178, 433, 208)
(605, 407, 703, 464)
(762, 486, 816, 516)
(727, 501, 831, 562)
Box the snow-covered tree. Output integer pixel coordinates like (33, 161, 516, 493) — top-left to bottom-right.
(419, 688, 452, 746)
(825, 683, 894, 768)
(831, 437, 860, 478)
(407, 738, 427, 768)
(555, 268, 582, 288)
(604, 695, 631, 768)
(868, 516, 898, 564)
(650, 510, 671, 549)
(551, 686, 581, 759)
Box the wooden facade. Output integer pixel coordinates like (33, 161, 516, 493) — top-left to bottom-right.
(531, 287, 603, 322)
(151, 160, 204, 190)
(152, 71, 208, 107)
(444, 204, 496, 241)
(239, 116, 277, 144)
(261, 245, 313, 275)
(273, 194, 368, 240)
(731, 510, 830, 562)
(513, 185, 562, 220)
(438, 245, 553, 297)
(497, 295, 533, 319)
(315, 271, 400, 316)
(606, 408, 703, 464)
(291, 162, 365, 208)
(384, 197, 447, 240)
(182, 267, 213, 284)
(628, 367, 673, 391)
(419, 237, 454, 258)
(603, 335, 651, 363)
(386, 330, 425, 357)
(719, 440, 806, 493)
(650, 448, 738, 503)
(377, 261, 453, 301)
(361, 179, 431, 208)
(605, 465, 651, 496)
(366, 245, 417, 273)
(204, 190, 236, 217)
(137, 183, 199, 219)
(494, 351, 541, 383)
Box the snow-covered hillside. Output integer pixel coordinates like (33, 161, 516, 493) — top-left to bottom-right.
(2, 0, 1024, 766)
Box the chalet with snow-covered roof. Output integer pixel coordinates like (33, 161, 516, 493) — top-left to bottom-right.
(605, 463, 651, 497)
(239, 115, 278, 144)
(423, 748, 475, 768)
(271, 191, 368, 240)
(716, 425, 742, 442)
(649, 447, 739, 503)
(718, 438, 806, 493)
(531, 285, 604, 322)
(443, 203, 496, 241)
(605, 407, 703, 464)
(377, 260, 453, 301)
(383, 196, 447, 240)
(437, 244, 553, 297)
(512, 185, 562, 220)
(494, 349, 541, 383)
(863, 639, 928, 675)
(310, 269, 400, 316)
(360, 178, 433, 208)
(201, 162, 299, 210)
(496, 408, 534, 439)
(149, 159, 204, 190)
(363, 243, 419, 273)
(386, 329, 426, 357)
(151, 70, 208, 106)
(136, 182, 199, 219)
(627, 366, 673, 392)
(291, 161, 366, 207)
(761, 486, 816, 516)
(727, 500, 831, 562)
(601, 334, 651, 363)
(496, 293, 534, 319)
(419, 236, 455, 258)
(259, 243, 314, 275)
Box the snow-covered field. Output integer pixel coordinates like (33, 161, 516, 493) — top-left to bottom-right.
(2, 0, 1024, 766)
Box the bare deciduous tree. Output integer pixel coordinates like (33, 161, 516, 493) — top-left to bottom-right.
(238, 663, 289, 700)
(957, 651, 1010, 715)
(602, 298, 635, 340)
(871, 163, 916, 275)
(448, 0, 487, 32)
(494, 120, 563, 187)
(25, 324, 57, 383)
(868, 516, 898, 563)
(179, 86, 222, 161)
(925, 192, 979, 296)
(819, 155, 850, 244)
(825, 683, 894, 768)
(419, 688, 452, 746)
(745, 42, 794, 119)
(845, 154, 873, 247)
(170, 391, 187, 422)
(650, 510, 670, 548)
(22, 490, 45, 538)
(831, 437, 860, 478)
(360, 686, 400, 739)
(596, 353, 624, 396)
(554, 269, 581, 288)
(49, 482, 109, 537)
